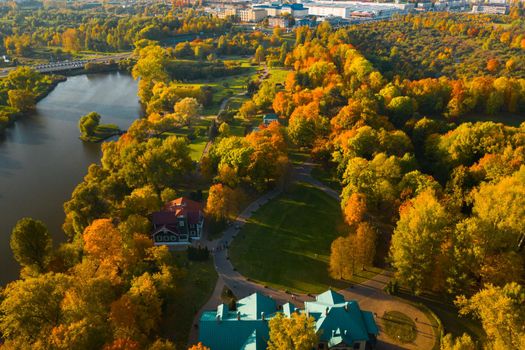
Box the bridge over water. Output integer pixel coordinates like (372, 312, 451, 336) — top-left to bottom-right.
(0, 53, 131, 78)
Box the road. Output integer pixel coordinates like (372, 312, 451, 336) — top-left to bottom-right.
(0, 53, 131, 78)
(187, 159, 438, 349)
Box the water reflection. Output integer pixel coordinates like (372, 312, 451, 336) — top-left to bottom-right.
(0, 72, 140, 285)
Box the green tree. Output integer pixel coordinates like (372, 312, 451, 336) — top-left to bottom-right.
(10, 217, 53, 272)
(387, 96, 415, 126)
(254, 45, 266, 65)
(79, 112, 101, 138)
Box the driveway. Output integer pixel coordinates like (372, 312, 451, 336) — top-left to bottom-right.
(187, 160, 438, 349)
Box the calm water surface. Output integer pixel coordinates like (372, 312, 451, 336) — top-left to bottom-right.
(0, 72, 141, 285)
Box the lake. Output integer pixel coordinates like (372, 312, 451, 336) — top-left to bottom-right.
(0, 72, 141, 285)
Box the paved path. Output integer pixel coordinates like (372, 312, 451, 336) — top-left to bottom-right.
(187, 159, 437, 349)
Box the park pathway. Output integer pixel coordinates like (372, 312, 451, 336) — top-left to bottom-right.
(187, 159, 437, 349)
(199, 64, 269, 162)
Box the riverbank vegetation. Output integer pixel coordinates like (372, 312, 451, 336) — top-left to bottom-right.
(0, 67, 61, 135)
(79, 112, 121, 143)
(0, 19, 293, 348)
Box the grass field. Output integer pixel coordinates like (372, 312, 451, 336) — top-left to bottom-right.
(267, 67, 291, 86)
(229, 181, 351, 294)
(382, 311, 418, 344)
(163, 252, 218, 348)
(311, 165, 342, 192)
(172, 61, 260, 115)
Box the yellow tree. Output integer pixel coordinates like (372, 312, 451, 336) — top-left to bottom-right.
(268, 313, 318, 350)
(355, 222, 377, 270)
(456, 283, 525, 350)
(205, 184, 243, 221)
(329, 235, 356, 280)
(440, 333, 476, 350)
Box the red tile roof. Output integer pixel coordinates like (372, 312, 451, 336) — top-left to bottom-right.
(152, 197, 203, 226)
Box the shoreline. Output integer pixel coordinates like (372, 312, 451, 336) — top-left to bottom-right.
(1, 67, 130, 137)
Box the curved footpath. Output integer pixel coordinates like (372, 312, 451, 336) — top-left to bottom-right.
(187, 161, 437, 350)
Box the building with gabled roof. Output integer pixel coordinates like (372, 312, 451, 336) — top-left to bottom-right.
(151, 197, 204, 245)
(198, 289, 378, 350)
(305, 290, 378, 349)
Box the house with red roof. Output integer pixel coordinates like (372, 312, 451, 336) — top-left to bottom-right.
(152, 197, 204, 245)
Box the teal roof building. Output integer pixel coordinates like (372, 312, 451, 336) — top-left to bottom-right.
(198, 290, 378, 350)
(262, 113, 279, 126)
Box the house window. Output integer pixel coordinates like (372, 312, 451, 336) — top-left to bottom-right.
(179, 221, 185, 227)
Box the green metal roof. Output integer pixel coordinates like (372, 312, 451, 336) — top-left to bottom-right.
(199, 290, 378, 350)
(316, 289, 346, 305)
(237, 292, 277, 320)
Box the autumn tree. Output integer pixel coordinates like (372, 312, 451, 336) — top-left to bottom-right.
(354, 222, 377, 270)
(205, 184, 243, 221)
(10, 217, 53, 273)
(174, 97, 202, 125)
(0, 273, 70, 344)
(456, 283, 525, 350)
(83, 219, 126, 282)
(62, 28, 82, 52)
(486, 58, 500, 73)
(343, 192, 367, 227)
(287, 102, 329, 147)
(239, 100, 258, 119)
(267, 313, 318, 350)
(329, 235, 356, 280)
(188, 343, 210, 350)
(390, 190, 450, 293)
(8, 89, 36, 112)
(440, 333, 476, 350)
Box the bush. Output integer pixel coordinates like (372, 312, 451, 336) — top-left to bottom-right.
(187, 246, 210, 261)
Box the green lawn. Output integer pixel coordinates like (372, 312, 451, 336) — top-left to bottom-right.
(172, 68, 257, 115)
(267, 67, 291, 86)
(229, 182, 350, 294)
(382, 311, 418, 344)
(311, 165, 342, 192)
(162, 253, 218, 348)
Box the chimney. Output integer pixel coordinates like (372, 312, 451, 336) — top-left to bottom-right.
(237, 311, 241, 321)
(216, 314, 221, 323)
(344, 302, 349, 312)
(261, 312, 265, 321)
(325, 307, 329, 316)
